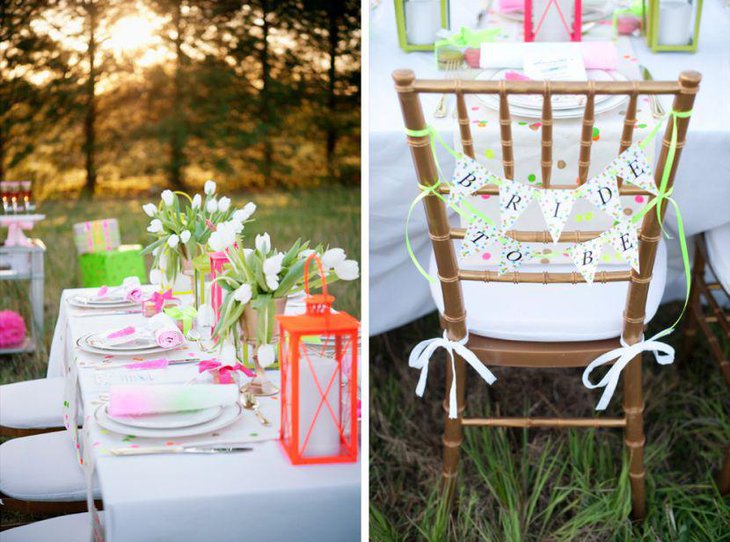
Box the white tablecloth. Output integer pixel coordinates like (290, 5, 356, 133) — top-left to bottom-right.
(369, 0, 730, 335)
(50, 289, 360, 542)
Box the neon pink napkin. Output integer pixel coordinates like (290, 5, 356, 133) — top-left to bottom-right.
(122, 358, 170, 370)
(198, 359, 255, 383)
(498, 0, 523, 12)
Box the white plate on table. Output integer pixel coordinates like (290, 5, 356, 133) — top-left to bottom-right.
(497, 6, 610, 23)
(475, 70, 628, 119)
(86, 331, 160, 352)
(94, 402, 243, 438)
(76, 333, 184, 357)
(68, 295, 138, 310)
(108, 405, 223, 429)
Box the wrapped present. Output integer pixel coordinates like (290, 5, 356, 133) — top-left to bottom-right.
(78, 245, 147, 288)
(73, 219, 121, 254)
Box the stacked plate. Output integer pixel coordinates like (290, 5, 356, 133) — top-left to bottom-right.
(68, 294, 139, 310)
(475, 69, 629, 119)
(77, 331, 184, 356)
(95, 402, 243, 438)
(498, 5, 610, 23)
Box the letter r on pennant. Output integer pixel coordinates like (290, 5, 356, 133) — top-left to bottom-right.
(505, 194, 521, 211)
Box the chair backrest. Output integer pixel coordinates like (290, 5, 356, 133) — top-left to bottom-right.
(393, 69, 701, 345)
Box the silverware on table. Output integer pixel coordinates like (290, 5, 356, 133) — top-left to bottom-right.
(581, 22, 596, 35)
(640, 65, 666, 119)
(110, 446, 254, 456)
(434, 58, 463, 118)
(242, 392, 271, 427)
(73, 310, 143, 318)
(91, 357, 202, 370)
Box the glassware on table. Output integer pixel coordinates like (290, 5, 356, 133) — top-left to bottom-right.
(21, 181, 34, 213)
(7, 182, 21, 214)
(0, 182, 9, 214)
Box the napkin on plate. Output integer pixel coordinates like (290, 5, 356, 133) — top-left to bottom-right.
(147, 313, 185, 348)
(97, 276, 143, 303)
(108, 384, 239, 416)
(465, 42, 617, 71)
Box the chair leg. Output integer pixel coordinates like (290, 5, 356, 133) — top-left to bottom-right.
(623, 354, 646, 520)
(681, 246, 704, 362)
(717, 448, 730, 495)
(441, 352, 465, 509)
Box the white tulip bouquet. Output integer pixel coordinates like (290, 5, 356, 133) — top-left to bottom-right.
(141, 180, 256, 283)
(212, 233, 359, 366)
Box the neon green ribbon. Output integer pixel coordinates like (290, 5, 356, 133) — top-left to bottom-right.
(404, 126, 496, 283)
(164, 305, 198, 336)
(435, 26, 502, 51)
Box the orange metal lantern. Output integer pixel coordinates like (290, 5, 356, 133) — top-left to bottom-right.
(277, 254, 359, 465)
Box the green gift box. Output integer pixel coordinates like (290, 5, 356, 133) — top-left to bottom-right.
(78, 244, 147, 288)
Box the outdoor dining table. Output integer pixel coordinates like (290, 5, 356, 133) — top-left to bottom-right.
(47, 287, 360, 542)
(369, 0, 730, 335)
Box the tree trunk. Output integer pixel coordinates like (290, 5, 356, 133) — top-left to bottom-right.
(81, 3, 97, 199)
(169, 0, 185, 190)
(326, 5, 339, 182)
(260, 0, 273, 184)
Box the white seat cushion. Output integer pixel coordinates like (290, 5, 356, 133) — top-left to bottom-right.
(706, 223, 730, 294)
(0, 431, 99, 501)
(429, 240, 667, 342)
(0, 378, 80, 429)
(0, 512, 95, 542)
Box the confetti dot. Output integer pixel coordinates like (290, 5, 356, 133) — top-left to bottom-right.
(250, 433, 259, 437)
(541, 258, 550, 264)
(543, 248, 552, 254)
(623, 208, 633, 216)
(634, 196, 645, 203)
(592, 127, 600, 141)
(619, 111, 626, 115)
(585, 212, 594, 221)
(518, 121, 528, 126)
(484, 148, 495, 159)
(165, 441, 176, 446)
(557, 160, 566, 169)
(129, 444, 139, 449)
(212, 432, 221, 437)
(575, 215, 584, 222)
(471, 106, 480, 111)
(482, 252, 492, 260)
(480, 194, 491, 199)
(104, 355, 114, 359)
(602, 254, 612, 263)
(529, 122, 542, 131)
(638, 123, 647, 129)
(527, 174, 537, 183)
(93, 441, 101, 447)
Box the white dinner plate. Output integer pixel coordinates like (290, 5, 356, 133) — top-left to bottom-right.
(475, 70, 628, 119)
(94, 402, 243, 438)
(86, 331, 159, 351)
(76, 334, 184, 356)
(68, 295, 137, 310)
(107, 405, 223, 429)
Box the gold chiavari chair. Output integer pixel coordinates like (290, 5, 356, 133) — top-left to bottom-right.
(393, 69, 701, 519)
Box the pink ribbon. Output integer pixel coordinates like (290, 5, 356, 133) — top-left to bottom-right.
(150, 289, 173, 311)
(198, 359, 254, 383)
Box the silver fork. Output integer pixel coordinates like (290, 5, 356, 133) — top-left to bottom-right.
(434, 59, 461, 118)
(640, 65, 666, 119)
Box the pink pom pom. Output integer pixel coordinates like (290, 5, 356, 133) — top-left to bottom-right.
(0, 311, 27, 348)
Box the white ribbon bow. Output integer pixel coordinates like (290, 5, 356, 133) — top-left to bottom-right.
(409, 332, 497, 419)
(582, 333, 675, 411)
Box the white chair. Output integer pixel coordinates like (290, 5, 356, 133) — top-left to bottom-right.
(0, 512, 95, 542)
(0, 378, 80, 438)
(0, 431, 100, 514)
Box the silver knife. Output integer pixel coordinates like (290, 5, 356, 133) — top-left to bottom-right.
(639, 65, 666, 118)
(73, 310, 143, 318)
(110, 446, 254, 456)
(91, 357, 202, 370)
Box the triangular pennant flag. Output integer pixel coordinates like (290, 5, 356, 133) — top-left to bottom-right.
(498, 237, 533, 275)
(614, 143, 657, 195)
(499, 179, 537, 232)
(448, 156, 497, 204)
(459, 219, 499, 259)
(569, 236, 604, 285)
(580, 172, 624, 222)
(607, 220, 640, 273)
(537, 189, 577, 244)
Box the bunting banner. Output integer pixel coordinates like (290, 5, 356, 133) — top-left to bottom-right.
(569, 235, 605, 285)
(499, 179, 538, 232)
(579, 171, 625, 223)
(536, 189, 577, 244)
(448, 155, 497, 204)
(499, 237, 533, 276)
(606, 220, 641, 273)
(612, 142, 657, 195)
(460, 219, 499, 259)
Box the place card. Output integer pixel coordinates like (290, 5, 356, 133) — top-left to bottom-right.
(523, 43, 587, 81)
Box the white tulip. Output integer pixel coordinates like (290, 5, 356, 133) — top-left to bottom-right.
(262, 253, 285, 277)
(265, 274, 280, 290)
(232, 283, 253, 304)
(334, 259, 359, 281)
(228, 219, 243, 234)
(257, 344, 276, 368)
(149, 268, 162, 285)
(233, 202, 256, 222)
(298, 249, 316, 260)
(204, 180, 217, 195)
(191, 194, 202, 209)
(206, 199, 218, 214)
(255, 233, 271, 254)
(242, 248, 253, 261)
(180, 230, 191, 243)
(218, 196, 231, 213)
(207, 222, 238, 252)
(147, 219, 163, 233)
(167, 234, 180, 248)
(322, 247, 346, 269)
(152, 247, 161, 257)
(161, 189, 175, 207)
(142, 203, 157, 217)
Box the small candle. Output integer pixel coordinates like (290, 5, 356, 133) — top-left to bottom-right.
(405, 0, 440, 45)
(658, 0, 692, 46)
(298, 354, 341, 458)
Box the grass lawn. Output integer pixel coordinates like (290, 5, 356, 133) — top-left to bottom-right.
(370, 304, 730, 541)
(0, 186, 360, 386)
